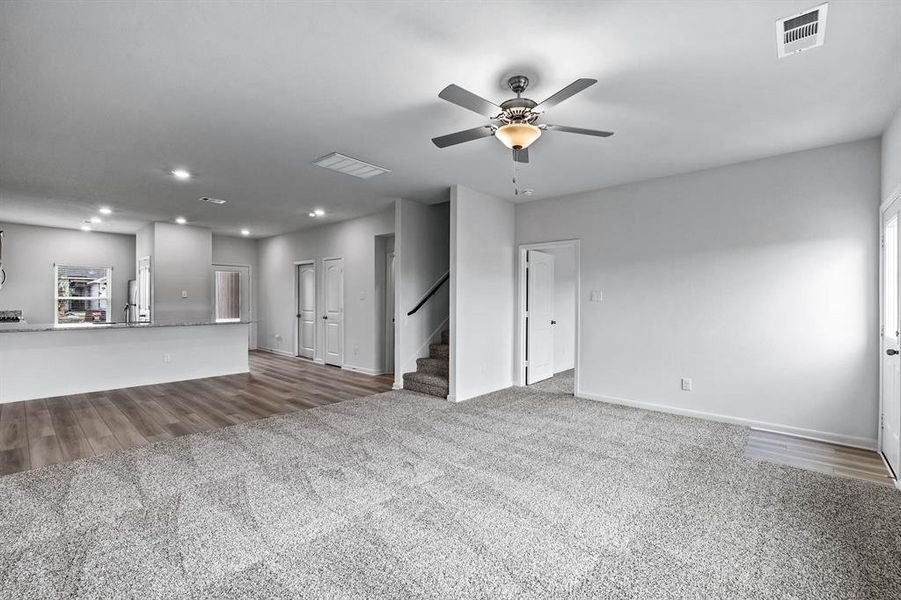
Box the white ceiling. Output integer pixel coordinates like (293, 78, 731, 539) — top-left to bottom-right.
(1, 1, 899, 237)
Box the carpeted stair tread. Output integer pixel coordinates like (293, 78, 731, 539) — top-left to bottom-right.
(402, 331, 450, 398)
(416, 357, 449, 376)
(429, 343, 449, 359)
(403, 371, 448, 398)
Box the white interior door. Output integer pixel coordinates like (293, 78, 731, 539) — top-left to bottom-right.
(213, 264, 252, 347)
(386, 252, 396, 373)
(526, 250, 555, 384)
(881, 201, 901, 477)
(297, 263, 315, 359)
(323, 257, 344, 366)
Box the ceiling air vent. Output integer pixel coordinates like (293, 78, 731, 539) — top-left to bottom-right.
(776, 3, 828, 58)
(199, 197, 227, 205)
(312, 153, 391, 179)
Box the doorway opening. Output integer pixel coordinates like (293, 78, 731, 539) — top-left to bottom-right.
(213, 263, 253, 349)
(375, 234, 397, 376)
(517, 240, 580, 395)
(295, 261, 316, 360)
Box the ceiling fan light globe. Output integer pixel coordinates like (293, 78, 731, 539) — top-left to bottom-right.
(495, 123, 541, 150)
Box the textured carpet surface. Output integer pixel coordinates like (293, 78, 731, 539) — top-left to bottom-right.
(1, 375, 900, 599)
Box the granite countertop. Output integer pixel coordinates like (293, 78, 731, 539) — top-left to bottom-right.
(0, 320, 252, 333)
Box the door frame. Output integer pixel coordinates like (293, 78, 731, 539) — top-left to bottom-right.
(516, 239, 581, 393)
(386, 251, 396, 374)
(293, 259, 318, 361)
(879, 185, 901, 487)
(322, 255, 345, 367)
(212, 263, 254, 349)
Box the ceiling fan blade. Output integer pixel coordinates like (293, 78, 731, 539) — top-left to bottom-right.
(536, 78, 597, 110)
(544, 124, 614, 137)
(438, 84, 501, 118)
(431, 125, 495, 148)
(513, 148, 529, 164)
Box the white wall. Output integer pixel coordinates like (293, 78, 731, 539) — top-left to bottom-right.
(212, 234, 259, 348)
(884, 104, 901, 200)
(152, 223, 213, 323)
(0, 222, 135, 324)
(395, 198, 450, 387)
(544, 245, 576, 373)
(516, 139, 882, 447)
(257, 207, 394, 373)
(450, 185, 515, 402)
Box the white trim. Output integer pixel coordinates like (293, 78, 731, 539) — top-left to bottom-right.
(342, 364, 385, 376)
(575, 389, 878, 450)
(878, 183, 901, 214)
(256, 346, 295, 358)
(516, 239, 581, 392)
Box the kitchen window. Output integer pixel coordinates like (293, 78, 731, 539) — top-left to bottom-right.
(55, 265, 112, 325)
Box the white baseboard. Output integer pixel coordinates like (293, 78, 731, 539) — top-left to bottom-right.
(392, 382, 403, 390)
(575, 389, 878, 451)
(255, 346, 295, 358)
(342, 364, 385, 376)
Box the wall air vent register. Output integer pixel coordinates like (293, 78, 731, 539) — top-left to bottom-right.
(777, 3, 828, 58)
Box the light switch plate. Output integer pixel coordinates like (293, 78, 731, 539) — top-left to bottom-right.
(181, 290, 188, 298)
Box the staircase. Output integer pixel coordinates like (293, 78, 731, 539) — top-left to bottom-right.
(403, 330, 449, 398)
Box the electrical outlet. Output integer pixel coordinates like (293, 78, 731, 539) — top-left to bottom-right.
(590, 290, 603, 302)
(353, 345, 359, 356)
(681, 378, 692, 391)
(163, 353, 171, 363)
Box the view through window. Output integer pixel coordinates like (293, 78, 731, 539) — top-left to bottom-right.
(55, 265, 112, 324)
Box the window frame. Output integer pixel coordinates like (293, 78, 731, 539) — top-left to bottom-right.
(54, 264, 114, 326)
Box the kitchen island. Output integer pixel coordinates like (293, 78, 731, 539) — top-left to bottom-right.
(0, 321, 250, 403)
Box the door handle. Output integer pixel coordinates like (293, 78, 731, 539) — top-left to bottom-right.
(322, 316, 328, 320)
(551, 320, 557, 325)
(888, 349, 899, 356)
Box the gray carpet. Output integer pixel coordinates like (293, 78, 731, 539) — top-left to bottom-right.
(1, 375, 900, 599)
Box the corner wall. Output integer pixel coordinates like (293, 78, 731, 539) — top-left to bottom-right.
(516, 139, 882, 447)
(450, 185, 515, 402)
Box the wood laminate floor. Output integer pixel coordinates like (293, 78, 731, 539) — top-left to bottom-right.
(0, 350, 394, 476)
(744, 429, 896, 487)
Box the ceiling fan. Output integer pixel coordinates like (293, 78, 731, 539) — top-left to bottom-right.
(431, 75, 613, 164)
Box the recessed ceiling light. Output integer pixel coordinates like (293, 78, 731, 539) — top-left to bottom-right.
(314, 209, 325, 217)
(308, 212, 316, 217)
(80, 224, 92, 232)
(175, 216, 187, 224)
(90, 216, 102, 224)
(170, 168, 191, 180)
(98, 206, 112, 215)
(240, 229, 250, 236)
